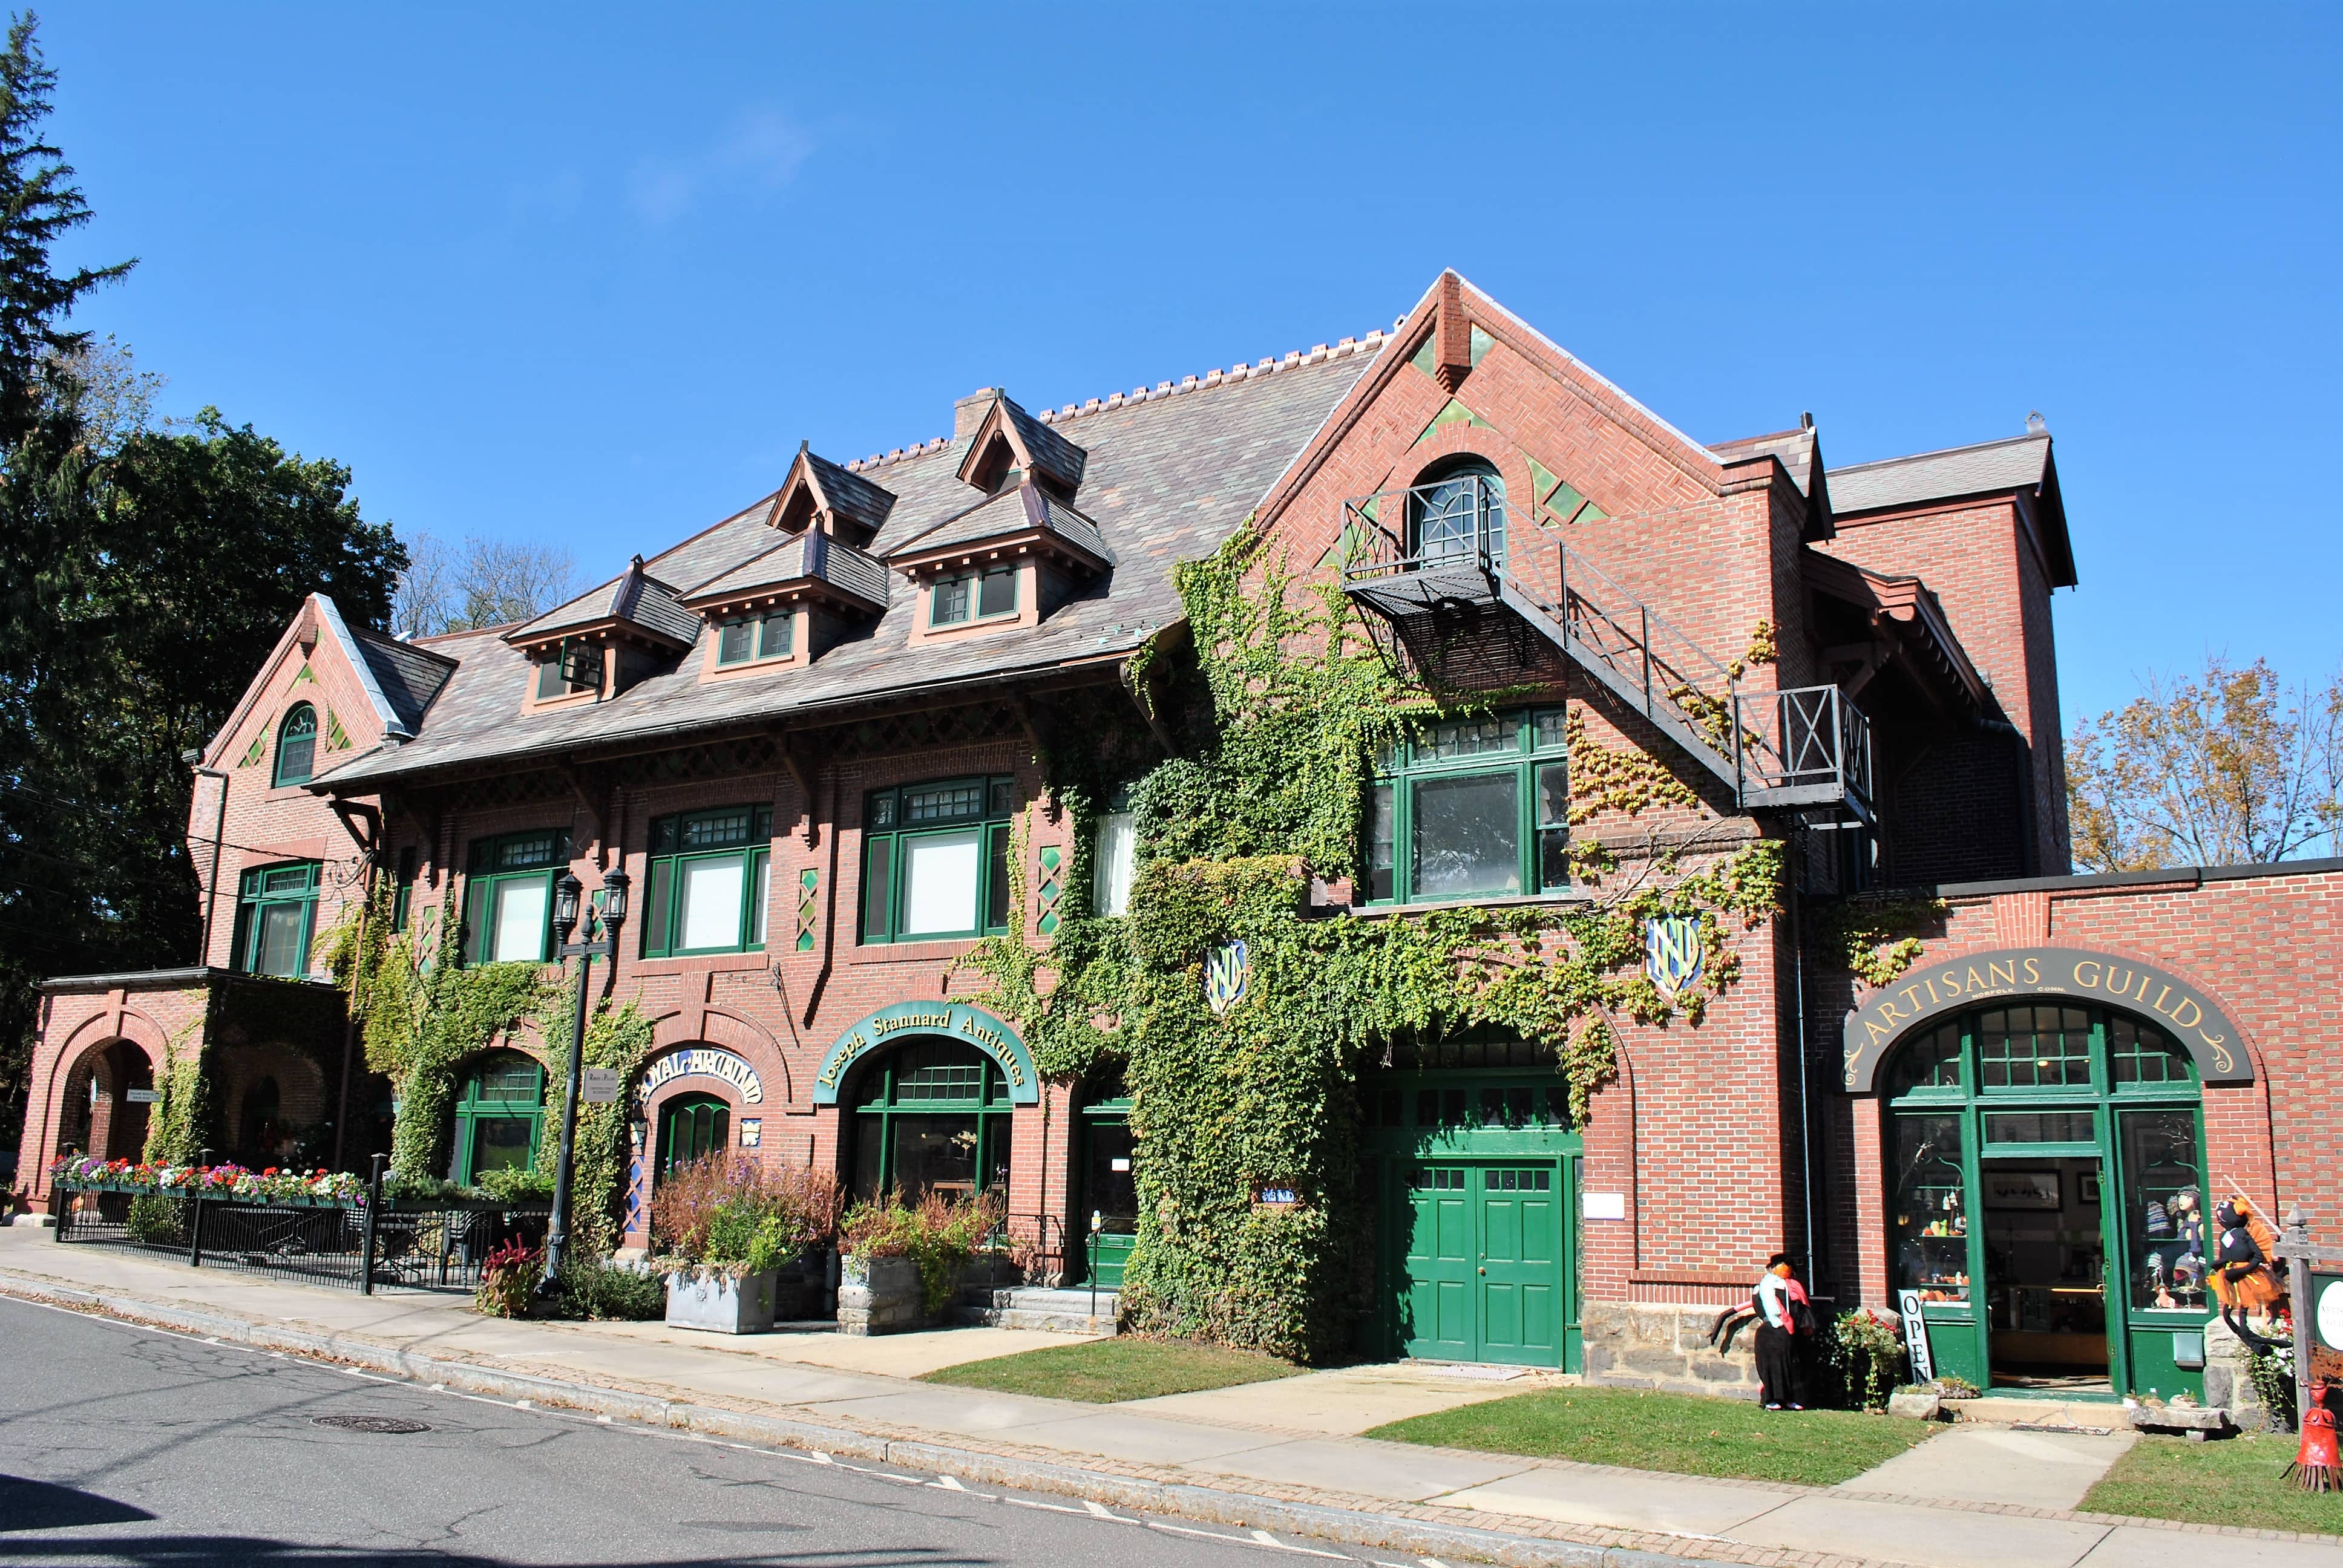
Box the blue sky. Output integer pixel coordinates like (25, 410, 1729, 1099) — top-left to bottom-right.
(39, 4, 2341, 724)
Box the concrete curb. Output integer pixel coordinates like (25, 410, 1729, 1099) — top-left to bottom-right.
(0, 1269, 1752, 1568)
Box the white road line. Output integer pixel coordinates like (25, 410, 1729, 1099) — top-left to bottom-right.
(1084, 1500, 1140, 1522)
(931, 1475, 968, 1491)
(1006, 1497, 1086, 1515)
(1247, 1529, 1351, 1558)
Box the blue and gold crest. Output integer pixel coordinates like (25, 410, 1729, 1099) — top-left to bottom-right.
(1643, 915, 1704, 1001)
(1205, 939, 1251, 1016)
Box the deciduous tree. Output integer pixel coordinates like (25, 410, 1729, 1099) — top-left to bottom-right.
(2068, 655, 2343, 872)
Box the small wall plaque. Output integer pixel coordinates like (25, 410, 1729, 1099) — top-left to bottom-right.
(1582, 1191, 1627, 1221)
(580, 1068, 621, 1105)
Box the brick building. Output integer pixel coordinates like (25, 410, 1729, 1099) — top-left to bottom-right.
(15, 270, 2336, 1401)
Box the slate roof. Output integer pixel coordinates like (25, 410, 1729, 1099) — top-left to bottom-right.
(350, 629, 456, 732)
(315, 342, 1382, 788)
(683, 529, 891, 612)
(1827, 431, 2074, 587)
(888, 483, 1114, 568)
(791, 448, 896, 537)
(506, 557, 700, 647)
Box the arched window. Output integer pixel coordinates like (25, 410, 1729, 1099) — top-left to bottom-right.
(450, 1050, 545, 1186)
(274, 704, 318, 787)
(845, 1038, 1012, 1203)
(1407, 457, 1505, 567)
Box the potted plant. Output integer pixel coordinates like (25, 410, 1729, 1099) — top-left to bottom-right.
(837, 1189, 1002, 1335)
(653, 1154, 839, 1334)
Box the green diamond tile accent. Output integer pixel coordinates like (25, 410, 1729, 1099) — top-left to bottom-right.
(1414, 398, 1487, 446)
(1469, 324, 1493, 367)
(1040, 846, 1061, 873)
(291, 663, 315, 685)
(1410, 333, 1437, 378)
(237, 734, 264, 768)
(795, 867, 819, 952)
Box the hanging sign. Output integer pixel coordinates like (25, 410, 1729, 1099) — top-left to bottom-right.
(1205, 939, 1250, 1016)
(1841, 946, 2252, 1092)
(634, 1047, 764, 1106)
(580, 1068, 621, 1105)
(1643, 916, 1704, 1000)
(123, 1089, 160, 1105)
(1897, 1289, 1935, 1382)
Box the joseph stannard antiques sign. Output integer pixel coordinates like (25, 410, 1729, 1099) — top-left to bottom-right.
(1841, 945, 2252, 1092)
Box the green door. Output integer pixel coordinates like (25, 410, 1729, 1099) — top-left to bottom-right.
(1400, 1166, 1476, 1359)
(1478, 1166, 1561, 1365)
(657, 1093, 730, 1182)
(1078, 1099, 1137, 1288)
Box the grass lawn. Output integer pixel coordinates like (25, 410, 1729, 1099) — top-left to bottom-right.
(1366, 1387, 1938, 1486)
(2082, 1432, 2343, 1536)
(920, 1337, 1308, 1403)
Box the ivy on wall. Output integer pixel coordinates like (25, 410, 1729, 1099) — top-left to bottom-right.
(960, 532, 1786, 1361)
(531, 993, 657, 1256)
(1816, 894, 1948, 990)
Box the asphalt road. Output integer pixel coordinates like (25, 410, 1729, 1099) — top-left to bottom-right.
(0, 1296, 1409, 1568)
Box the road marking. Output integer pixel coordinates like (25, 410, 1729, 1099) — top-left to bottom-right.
(1006, 1497, 1085, 1515)
(1084, 1499, 1141, 1523)
(932, 1475, 967, 1491)
(1246, 1529, 1350, 1558)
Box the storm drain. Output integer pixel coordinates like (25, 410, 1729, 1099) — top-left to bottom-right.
(311, 1415, 432, 1434)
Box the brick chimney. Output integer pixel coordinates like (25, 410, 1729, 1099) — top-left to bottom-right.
(954, 387, 1003, 442)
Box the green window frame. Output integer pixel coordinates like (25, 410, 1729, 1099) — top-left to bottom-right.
(534, 638, 604, 701)
(640, 805, 773, 958)
(657, 1092, 731, 1183)
(274, 703, 318, 788)
(232, 860, 321, 977)
(847, 1039, 1014, 1203)
(389, 847, 417, 932)
(930, 566, 1018, 627)
(450, 1049, 545, 1186)
(859, 776, 1017, 944)
(715, 609, 794, 666)
(1365, 710, 1568, 905)
(461, 829, 566, 965)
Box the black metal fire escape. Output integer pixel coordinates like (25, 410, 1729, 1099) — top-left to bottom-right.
(1339, 475, 1872, 819)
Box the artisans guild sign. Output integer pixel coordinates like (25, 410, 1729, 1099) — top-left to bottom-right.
(635, 1047, 764, 1106)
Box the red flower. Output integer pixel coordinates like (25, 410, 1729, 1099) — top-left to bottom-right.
(262, 1168, 278, 1177)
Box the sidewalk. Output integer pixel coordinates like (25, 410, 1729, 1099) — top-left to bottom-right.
(4, 1226, 2338, 1568)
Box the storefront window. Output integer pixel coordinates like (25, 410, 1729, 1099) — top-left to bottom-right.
(1891, 1114, 1970, 1302)
(1977, 1005, 2094, 1090)
(847, 1039, 1012, 1203)
(451, 1050, 545, 1186)
(2120, 1108, 2207, 1312)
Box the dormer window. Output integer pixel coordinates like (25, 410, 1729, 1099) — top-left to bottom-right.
(931, 566, 1018, 628)
(535, 638, 603, 701)
(716, 610, 795, 666)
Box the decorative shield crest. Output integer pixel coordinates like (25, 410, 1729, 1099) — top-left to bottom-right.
(1204, 939, 1251, 1016)
(1643, 915, 1704, 1001)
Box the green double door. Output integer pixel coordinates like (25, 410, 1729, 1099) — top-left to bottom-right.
(1397, 1161, 1568, 1367)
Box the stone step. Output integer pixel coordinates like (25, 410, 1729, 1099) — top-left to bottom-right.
(1943, 1394, 2129, 1433)
(954, 1284, 1120, 1336)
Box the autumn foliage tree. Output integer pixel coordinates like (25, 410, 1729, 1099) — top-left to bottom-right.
(2067, 655, 2343, 872)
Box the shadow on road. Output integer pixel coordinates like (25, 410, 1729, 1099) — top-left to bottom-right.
(0, 1475, 156, 1532)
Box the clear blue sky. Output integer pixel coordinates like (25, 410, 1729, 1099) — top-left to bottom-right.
(39, 4, 2341, 724)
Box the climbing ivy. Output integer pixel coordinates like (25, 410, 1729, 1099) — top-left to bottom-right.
(1817, 894, 1948, 990)
(531, 993, 658, 1258)
(957, 530, 1786, 1361)
(140, 1026, 214, 1167)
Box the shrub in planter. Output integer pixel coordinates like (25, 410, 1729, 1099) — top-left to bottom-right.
(652, 1155, 841, 1334)
(475, 1239, 542, 1318)
(1830, 1306, 1907, 1411)
(566, 1255, 665, 1321)
(841, 1189, 1003, 1317)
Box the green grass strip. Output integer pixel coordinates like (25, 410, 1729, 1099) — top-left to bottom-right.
(2082, 1432, 2343, 1536)
(1367, 1386, 1938, 1486)
(920, 1336, 1306, 1404)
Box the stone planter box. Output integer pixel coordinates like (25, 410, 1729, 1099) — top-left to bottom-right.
(837, 1254, 932, 1336)
(664, 1269, 778, 1334)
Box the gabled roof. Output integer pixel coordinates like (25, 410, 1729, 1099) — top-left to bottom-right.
(1827, 431, 2075, 587)
(954, 392, 1088, 494)
(887, 482, 1113, 572)
(772, 443, 896, 540)
(681, 528, 890, 615)
(349, 627, 456, 733)
(505, 555, 698, 649)
(1709, 425, 1832, 540)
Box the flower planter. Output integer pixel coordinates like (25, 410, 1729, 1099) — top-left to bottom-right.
(664, 1269, 779, 1334)
(836, 1254, 931, 1336)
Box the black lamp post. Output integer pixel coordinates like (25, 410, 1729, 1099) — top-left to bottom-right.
(539, 864, 629, 1299)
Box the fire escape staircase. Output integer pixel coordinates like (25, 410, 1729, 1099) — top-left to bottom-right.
(1339, 478, 1872, 819)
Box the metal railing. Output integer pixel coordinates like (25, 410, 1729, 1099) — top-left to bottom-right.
(1733, 684, 1873, 803)
(1338, 475, 1506, 585)
(53, 1182, 551, 1295)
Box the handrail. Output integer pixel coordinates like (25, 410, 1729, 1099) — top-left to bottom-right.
(1340, 475, 1505, 584)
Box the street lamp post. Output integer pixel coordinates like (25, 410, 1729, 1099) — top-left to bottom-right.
(539, 865, 629, 1301)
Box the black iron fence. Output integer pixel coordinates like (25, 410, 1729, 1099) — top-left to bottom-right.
(52, 1184, 550, 1295)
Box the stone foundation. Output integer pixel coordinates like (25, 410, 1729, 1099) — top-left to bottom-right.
(836, 1255, 932, 1336)
(1580, 1300, 1761, 1399)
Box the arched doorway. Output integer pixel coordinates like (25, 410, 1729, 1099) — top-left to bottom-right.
(1881, 1004, 2207, 1398)
(657, 1092, 730, 1184)
(56, 1040, 156, 1163)
(450, 1050, 546, 1186)
(843, 1037, 1012, 1203)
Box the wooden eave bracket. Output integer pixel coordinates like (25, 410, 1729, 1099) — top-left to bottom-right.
(772, 731, 819, 848)
(560, 763, 611, 857)
(327, 799, 382, 857)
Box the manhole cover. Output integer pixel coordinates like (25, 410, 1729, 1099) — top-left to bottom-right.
(311, 1415, 431, 1434)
